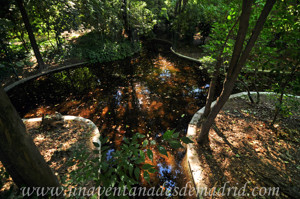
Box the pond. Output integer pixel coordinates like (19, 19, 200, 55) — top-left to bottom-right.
(8, 41, 210, 196)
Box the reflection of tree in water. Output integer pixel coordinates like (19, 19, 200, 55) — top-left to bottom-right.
(8, 42, 210, 191)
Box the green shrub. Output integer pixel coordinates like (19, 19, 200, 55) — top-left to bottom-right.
(70, 32, 141, 64)
(65, 130, 193, 198)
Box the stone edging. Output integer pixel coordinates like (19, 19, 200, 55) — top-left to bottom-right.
(22, 115, 101, 150)
(151, 38, 172, 45)
(151, 38, 202, 64)
(4, 45, 142, 93)
(4, 62, 88, 92)
(170, 47, 202, 64)
(186, 91, 300, 198)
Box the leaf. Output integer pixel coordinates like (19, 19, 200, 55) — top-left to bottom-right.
(147, 149, 153, 162)
(158, 145, 168, 157)
(137, 133, 146, 138)
(123, 137, 129, 144)
(110, 175, 117, 187)
(91, 194, 98, 199)
(181, 114, 185, 118)
(163, 129, 175, 140)
(142, 140, 149, 147)
(93, 141, 100, 148)
(142, 164, 155, 170)
(181, 137, 194, 144)
(143, 171, 150, 183)
(128, 164, 133, 177)
(150, 140, 156, 145)
(172, 132, 179, 138)
(134, 167, 140, 180)
(148, 168, 157, 174)
(101, 162, 109, 172)
(16, 61, 23, 67)
(134, 149, 145, 164)
(169, 140, 183, 149)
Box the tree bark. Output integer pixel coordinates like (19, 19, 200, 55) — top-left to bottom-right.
(198, 0, 276, 143)
(15, 0, 46, 71)
(0, 86, 59, 188)
(202, 16, 240, 117)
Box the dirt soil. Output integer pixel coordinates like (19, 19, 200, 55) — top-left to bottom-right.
(0, 119, 94, 194)
(196, 96, 300, 198)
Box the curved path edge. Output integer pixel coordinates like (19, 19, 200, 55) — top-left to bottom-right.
(170, 47, 202, 64)
(4, 62, 88, 92)
(186, 91, 300, 198)
(22, 115, 101, 150)
(4, 45, 142, 93)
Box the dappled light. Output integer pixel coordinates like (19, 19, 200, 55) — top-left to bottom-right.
(0, 0, 299, 198)
(7, 42, 209, 194)
(197, 97, 300, 198)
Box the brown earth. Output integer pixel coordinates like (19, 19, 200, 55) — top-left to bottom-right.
(196, 96, 300, 198)
(0, 119, 94, 195)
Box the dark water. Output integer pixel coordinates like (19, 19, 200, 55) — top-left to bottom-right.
(8, 41, 210, 196)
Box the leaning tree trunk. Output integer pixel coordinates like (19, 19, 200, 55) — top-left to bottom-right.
(198, 0, 276, 143)
(202, 16, 240, 117)
(0, 86, 59, 189)
(15, 0, 46, 71)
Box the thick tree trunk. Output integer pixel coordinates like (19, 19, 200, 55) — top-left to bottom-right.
(0, 87, 59, 188)
(15, 0, 46, 71)
(198, 0, 276, 143)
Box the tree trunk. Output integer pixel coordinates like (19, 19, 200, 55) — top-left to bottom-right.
(202, 16, 240, 117)
(122, 0, 132, 41)
(15, 0, 46, 71)
(0, 87, 59, 189)
(198, 0, 276, 143)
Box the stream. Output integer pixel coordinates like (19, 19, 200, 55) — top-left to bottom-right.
(8, 41, 210, 197)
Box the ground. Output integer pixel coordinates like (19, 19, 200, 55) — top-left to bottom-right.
(196, 95, 300, 198)
(0, 119, 94, 195)
(1, 96, 299, 198)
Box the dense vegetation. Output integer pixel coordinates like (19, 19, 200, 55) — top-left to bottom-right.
(0, 0, 299, 198)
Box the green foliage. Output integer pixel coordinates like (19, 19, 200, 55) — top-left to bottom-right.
(127, 1, 157, 36)
(52, 67, 97, 94)
(66, 130, 193, 197)
(268, 85, 300, 119)
(70, 32, 141, 63)
(170, 0, 234, 42)
(201, 0, 299, 96)
(198, 56, 216, 74)
(202, 2, 240, 60)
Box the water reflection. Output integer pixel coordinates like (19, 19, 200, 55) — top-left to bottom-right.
(8, 41, 209, 195)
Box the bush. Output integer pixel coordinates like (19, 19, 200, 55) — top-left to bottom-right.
(70, 32, 141, 64)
